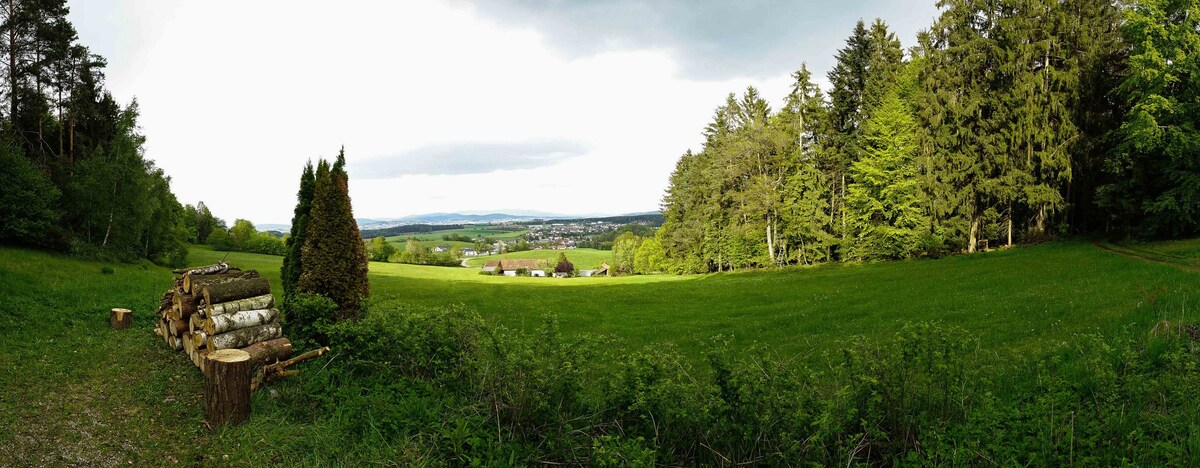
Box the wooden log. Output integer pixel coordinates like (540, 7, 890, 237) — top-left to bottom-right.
(240, 338, 293, 367)
(174, 262, 230, 276)
(184, 270, 259, 294)
(167, 334, 183, 351)
(206, 322, 282, 352)
(204, 349, 251, 428)
(196, 348, 211, 372)
(251, 346, 328, 391)
(110, 308, 132, 329)
(166, 318, 187, 337)
(201, 277, 271, 306)
(205, 294, 275, 318)
(204, 308, 278, 335)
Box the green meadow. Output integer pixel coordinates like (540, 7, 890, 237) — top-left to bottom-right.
(3, 239, 1199, 463)
(465, 247, 613, 269)
(184, 240, 1200, 361)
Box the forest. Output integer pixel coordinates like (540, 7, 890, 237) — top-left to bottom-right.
(0, 0, 191, 265)
(655, 0, 1199, 273)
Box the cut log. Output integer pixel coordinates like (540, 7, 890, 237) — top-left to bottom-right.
(203, 349, 251, 428)
(166, 318, 187, 337)
(201, 277, 271, 306)
(196, 348, 211, 371)
(184, 270, 259, 294)
(205, 294, 275, 318)
(167, 334, 183, 351)
(204, 308, 278, 335)
(206, 322, 282, 352)
(174, 262, 230, 276)
(240, 338, 293, 367)
(251, 346, 329, 391)
(110, 308, 132, 329)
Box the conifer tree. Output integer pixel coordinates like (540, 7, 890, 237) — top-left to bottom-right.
(846, 89, 925, 259)
(298, 149, 370, 317)
(281, 160, 315, 299)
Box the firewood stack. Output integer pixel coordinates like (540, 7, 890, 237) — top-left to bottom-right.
(153, 262, 295, 373)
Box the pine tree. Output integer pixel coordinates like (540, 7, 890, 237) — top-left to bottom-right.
(281, 160, 315, 299)
(298, 149, 370, 317)
(846, 89, 925, 259)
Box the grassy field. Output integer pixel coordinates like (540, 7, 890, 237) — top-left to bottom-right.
(185, 240, 1200, 361)
(465, 248, 613, 269)
(3, 238, 1199, 463)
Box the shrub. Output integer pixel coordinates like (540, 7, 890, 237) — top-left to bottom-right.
(0, 143, 60, 247)
(100, 266, 114, 275)
(284, 292, 339, 346)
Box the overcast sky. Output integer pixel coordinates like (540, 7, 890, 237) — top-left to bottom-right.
(68, 0, 939, 225)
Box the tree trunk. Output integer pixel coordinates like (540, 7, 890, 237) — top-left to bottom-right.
(205, 294, 274, 318)
(206, 322, 282, 352)
(101, 211, 113, 247)
(1007, 202, 1013, 247)
(968, 215, 980, 254)
(204, 308, 278, 335)
(203, 349, 251, 428)
(201, 277, 271, 306)
(109, 308, 131, 329)
(169, 290, 198, 321)
(240, 338, 293, 368)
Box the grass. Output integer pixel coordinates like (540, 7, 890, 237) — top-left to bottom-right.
(2, 238, 1198, 463)
(185, 240, 1200, 362)
(465, 248, 614, 269)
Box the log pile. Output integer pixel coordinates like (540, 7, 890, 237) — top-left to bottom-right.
(153, 262, 296, 374)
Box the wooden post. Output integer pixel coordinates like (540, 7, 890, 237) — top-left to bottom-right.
(204, 349, 252, 428)
(110, 308, 132, 329)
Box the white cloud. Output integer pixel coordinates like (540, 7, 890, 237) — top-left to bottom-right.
(69, 0, 933, 225)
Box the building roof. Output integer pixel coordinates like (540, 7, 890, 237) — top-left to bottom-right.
(498, 259, 547, 271)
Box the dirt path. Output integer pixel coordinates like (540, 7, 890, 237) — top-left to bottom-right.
(1093, 239, 1200, 273)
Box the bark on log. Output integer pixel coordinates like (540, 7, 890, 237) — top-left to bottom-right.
(240, 338, 293, 368)
(201, 277, 271, 306)
(168, 290, 199, 321)
(174, 262, 230, 276)
(206, 322, 282, 352)
(204, 349, 251, 428)
(251, 346, 329, 391)
(189, 313, 202, 334)
(110, 308, 132, 329)
(184, 270, 259, 294)
(204, 308, 278, 335)
(205, 294, 275, 318)
(166, 319, 187, 337)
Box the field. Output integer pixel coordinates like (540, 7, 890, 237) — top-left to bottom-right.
(465, 247, 613, 269)
(182, 239, 1200, 361)
(3, 238, 1199, 463)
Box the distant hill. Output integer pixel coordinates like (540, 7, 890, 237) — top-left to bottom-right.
(359, 212, 664, 239)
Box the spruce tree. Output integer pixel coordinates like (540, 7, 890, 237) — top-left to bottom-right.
(846, 89, 925, 259)
(281, 160, 315, 300)
(298, 149, 370, 317)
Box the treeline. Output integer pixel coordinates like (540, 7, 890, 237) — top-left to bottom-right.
(657, 0, 1196, 273)
(0, 1, 188, 265)
(360, 224, 467, 239)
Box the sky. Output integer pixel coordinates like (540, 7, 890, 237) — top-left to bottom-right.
(68, 0, 940, 225)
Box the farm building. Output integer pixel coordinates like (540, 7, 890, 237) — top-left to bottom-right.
(493, 259, 549, 277)
(461, 248, 478, 257)
(482, 260, 499, 273)
(433, 245, 450, 253)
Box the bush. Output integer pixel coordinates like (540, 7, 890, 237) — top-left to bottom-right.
(284, 300, 1200, 465)
(100, 266, 114, 275)
(284, 292, 339, 346)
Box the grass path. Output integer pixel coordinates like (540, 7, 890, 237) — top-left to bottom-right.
(1094, 239, 1200, 272)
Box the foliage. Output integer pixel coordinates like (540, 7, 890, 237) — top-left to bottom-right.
(0, 142, 60, 246)
(367, 236, 395, 262)
(1099, 0, 1200, 238)
(391, 239, 462, 267)
(282, 161, 315, 300)
(207, 219, 284, 256)
(298, 149, 370, 318)
(611, 232, 641, 275)
(554, 252, 574, 274)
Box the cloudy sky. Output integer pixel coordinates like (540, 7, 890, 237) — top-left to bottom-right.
(68, 0, 939, 225)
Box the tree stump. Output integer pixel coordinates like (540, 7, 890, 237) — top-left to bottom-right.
(110, 308, 132, 329)
(204, 349, 252, 428)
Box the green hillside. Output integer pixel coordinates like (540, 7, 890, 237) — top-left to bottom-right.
(465, 248, 613, 269)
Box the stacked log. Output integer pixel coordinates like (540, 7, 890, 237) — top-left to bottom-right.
(153, 262, 294, 374)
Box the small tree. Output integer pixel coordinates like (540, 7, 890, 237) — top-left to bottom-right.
(368, 236, 395, 262)
(612, 232, 642, 275)
(282, 162, 316, 300)
(228, 219, 257, 251)
(555, 252, 574, 275)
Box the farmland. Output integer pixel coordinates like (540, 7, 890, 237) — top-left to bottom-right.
(465, 248, 613, 269)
